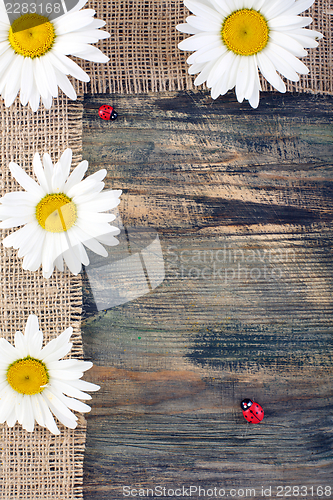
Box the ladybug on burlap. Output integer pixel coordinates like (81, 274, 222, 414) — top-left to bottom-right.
(241, 399, 264, 423)
(98, 105, 118, 120)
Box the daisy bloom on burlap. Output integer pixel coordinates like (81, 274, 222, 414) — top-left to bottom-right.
(0, 148, 122, 278)
(0, 314, 99, 434)
(0, 0, 109, 111)
(177, 0, 323, 108)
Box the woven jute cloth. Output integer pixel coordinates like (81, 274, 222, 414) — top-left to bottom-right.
(83, 0, 333, 95)
(0, 98, 85, 499)
(0, 0, 332, 498)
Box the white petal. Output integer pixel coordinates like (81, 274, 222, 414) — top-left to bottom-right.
(14, 331, 27, 357)
(40, 327, 73, 363)
(257, 51, 286, 93)
(284, 0, 315, 16)
(266, 43, 309, 74)
(54, 9, 95, 35)
(69, 237, 90, 266)
(195, 44, 227, 63)
(186, 14, 222, 32)
(95, 231, 120, 246)
(22, 244, 44, 272)
(59, 394, 91, 413)
(42, 232, 57, 275)
(30, 394, 45, 428)
(52, 162, 67, 191)
(37, 53, 59, 97)
(78, 233, 108, 257)
(63, 44, 109, 63)
(54, 254, 64, 272)
(265, 46, 300, 81)
(43, 388, 77, 428)
(42, 153, 55, 189)
(33, 153, 49, 193)
(51, 51, 90, 82)
(76, 211, 115, 223)
(0, 191, 38, 207)
(178, 33, 221, 51)
(62, 245, 82, 275)
(0, 387, 17, 423)
(24, 314, 42, 349)
(66, 169, 106, 197)
(4, 56, 23, 107)
(42, 93, 53, 110)
(235, 56, 250, 103)
(0, 338, 20, 363)
(248, 84, 260, 108)
(207, 0, 229, 15)
(268, 16, 312, 30)
(0, 215, 34, 228)
(188, 62, 206, 75)
(226, 53, 242, 91)
(28, 84, 41, 112)
(65, 378, 100, 392)
(288, 32, 319, 48)
(37, 393, 60, 435)
(6, 404, 18, 427)
(269, 31, 307, 57)
(59, 149, 72, 179)
(22, 395, 35, 432)
(33, 58, 49, 99)
(261, 0, 294, 19)
(176, 23, 201, 34)
(184, 0, 223, 22)
(8, 162, 44, 198)
(48, 359, 92, 371)
(53, 68, 77, 100)
(64, 160, 89, 192)
(15, 392, 25, 425)
(194, 59, 216, 86)
(51, 379, 92, 400)
(206, 50, 236, 87)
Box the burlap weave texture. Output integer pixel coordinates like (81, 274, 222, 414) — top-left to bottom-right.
(0, 0, 332, 498)
(82, 0, 333, 95)
(0, 97, 86, 500)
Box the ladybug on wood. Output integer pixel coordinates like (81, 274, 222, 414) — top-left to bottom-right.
(98, 105, 118, 121)
(241, 399, 264, 423)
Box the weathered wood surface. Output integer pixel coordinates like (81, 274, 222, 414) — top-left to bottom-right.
(81, 91, 333, 500)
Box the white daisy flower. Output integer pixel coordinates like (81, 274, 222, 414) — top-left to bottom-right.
(0, 314, 100, 435)
(177, 0, 323, 108)
(0, 148, 122, 278)
(0, 0, 109, 111)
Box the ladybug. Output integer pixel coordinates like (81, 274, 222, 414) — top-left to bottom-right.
(98, 105, 118, 121)
(241, 398, 264, 424)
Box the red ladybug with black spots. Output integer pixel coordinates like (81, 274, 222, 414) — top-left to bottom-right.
(241, 399, 264, 423)
(99, 105, 118, 120)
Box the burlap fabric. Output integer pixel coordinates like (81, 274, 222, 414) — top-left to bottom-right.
(83, 0, 333, 95)
(0, 98, 85, 499)
(0, 0, 332, 498)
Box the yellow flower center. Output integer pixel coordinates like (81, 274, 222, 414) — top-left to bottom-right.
(221, 8, 269, 56)
(36, 193, 77, 232)
(8, 14, 55, 58)
(7, 357, 49, 395)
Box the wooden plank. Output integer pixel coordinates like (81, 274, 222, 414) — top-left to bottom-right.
(81, 91, 333, 499)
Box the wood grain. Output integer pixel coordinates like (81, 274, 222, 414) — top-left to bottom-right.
(81, 91, 333, 499)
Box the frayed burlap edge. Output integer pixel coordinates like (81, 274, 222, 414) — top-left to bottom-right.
(79, 0, 332, 96)
(0, 96, 86, 500)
